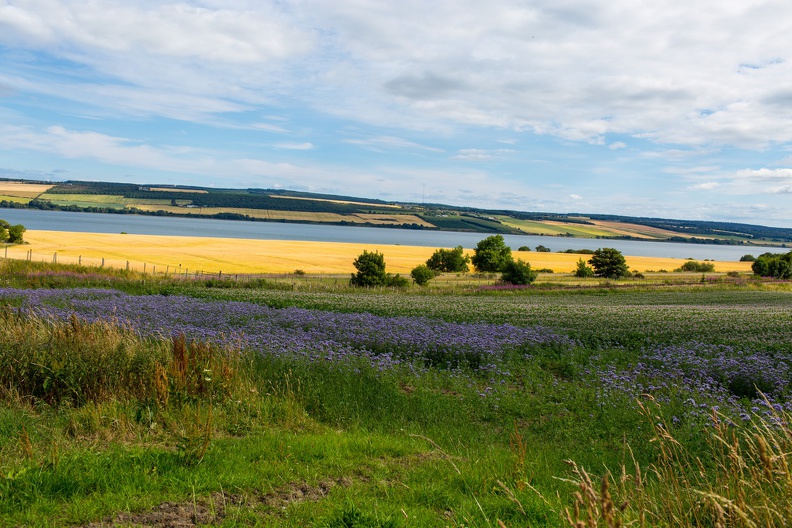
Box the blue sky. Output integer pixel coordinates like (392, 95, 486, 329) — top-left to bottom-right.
(1, 0, 792, 226)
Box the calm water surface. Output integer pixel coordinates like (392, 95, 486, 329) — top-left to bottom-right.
(1, 208, 786, 260)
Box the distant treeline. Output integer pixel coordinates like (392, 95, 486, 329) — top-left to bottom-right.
(45, 182, 391, 214)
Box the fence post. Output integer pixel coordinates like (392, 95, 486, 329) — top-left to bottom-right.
(53, 253, 57, 264)
(126, 261, 129, 271)
(101, 258, 104, 267)
(78, 255, 81, 265)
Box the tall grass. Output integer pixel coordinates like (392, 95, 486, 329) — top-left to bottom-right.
(560, 398, 792, 527)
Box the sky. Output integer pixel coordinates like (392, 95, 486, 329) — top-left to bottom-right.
(1, 1, 792, 227)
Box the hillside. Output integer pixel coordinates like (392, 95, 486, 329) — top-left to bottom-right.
(1, 178, 791, 245)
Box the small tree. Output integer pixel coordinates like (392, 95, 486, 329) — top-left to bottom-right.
(739, 254, 756, 262)
(535, 245, 551, 252)
(426, 245, 470, 273)
(471, 235, 512, 273)
(588, 248, 630, 279)
(350, 250, 387, 287)
(501, 259, 537, 285)
(410, 264, 435, 286)
(573, 258, 594, 278)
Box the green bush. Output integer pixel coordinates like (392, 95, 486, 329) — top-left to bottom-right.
(676, 261, 715, 272)
(500, 259, 537, 285)
(574, 258, 594, 278)
(410, 265, 435, 286)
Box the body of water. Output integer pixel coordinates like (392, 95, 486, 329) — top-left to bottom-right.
(1, 208, 786, 261)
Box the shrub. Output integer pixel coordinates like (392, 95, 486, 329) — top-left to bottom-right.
(573, 258, 594, 278)
(739, 254, 756, 262)
(676, 260, 716, 272)
(500, 259, 537, 285)
(410, 265, 435, 286)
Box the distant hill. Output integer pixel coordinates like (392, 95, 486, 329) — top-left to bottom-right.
(1, 178, 790, 245)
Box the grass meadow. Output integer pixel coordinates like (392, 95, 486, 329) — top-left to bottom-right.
(0, 257, 791, 527)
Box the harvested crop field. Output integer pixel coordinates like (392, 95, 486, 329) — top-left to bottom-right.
(8, 230, 752, 275)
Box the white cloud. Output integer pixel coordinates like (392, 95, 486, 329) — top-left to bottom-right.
(451, 148, 514, 161)
(691, 182, 720, 190)
(0, 0, 788, 150)
(272, 142, 314, 150)
(609, 142, 626, 150)
(344, 136, 444, 153)
(733, 168, 792, 193)
(569, 194, 582, 200)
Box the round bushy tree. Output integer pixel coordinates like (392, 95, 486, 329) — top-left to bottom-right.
(501, 259, 537, 285)
(588, 248, 630, 279)
(471, 235, 512, 273)
(350, 250, 387, 286)
(410, 264, 435, 286)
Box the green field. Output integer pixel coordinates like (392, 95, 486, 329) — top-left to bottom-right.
(2, 260, 792, 526)
(497, 216, 616, 237)
(37, 193, 190, 207)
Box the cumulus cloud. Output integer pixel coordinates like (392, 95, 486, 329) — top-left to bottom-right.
(609, 142, 626, 150)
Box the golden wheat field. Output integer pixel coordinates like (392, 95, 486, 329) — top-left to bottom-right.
(4, 230, 754, 275)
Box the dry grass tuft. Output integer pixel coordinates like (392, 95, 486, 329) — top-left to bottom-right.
(557, 399, 792, 527)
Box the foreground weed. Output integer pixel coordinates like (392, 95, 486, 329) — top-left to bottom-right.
(555, 398, 792, 527)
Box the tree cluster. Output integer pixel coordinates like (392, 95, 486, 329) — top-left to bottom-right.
(751, 251, 792, 279)
(425, 245, 470, 273)
(472, 235, 536, 285)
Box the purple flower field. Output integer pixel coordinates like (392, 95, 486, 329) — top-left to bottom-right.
(2, 286, 790, 421)
(0, 288, 573, 375)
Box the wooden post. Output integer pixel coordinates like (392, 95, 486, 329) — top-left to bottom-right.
(78, 255, 81, 265)
(101, 257, 104, 267)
